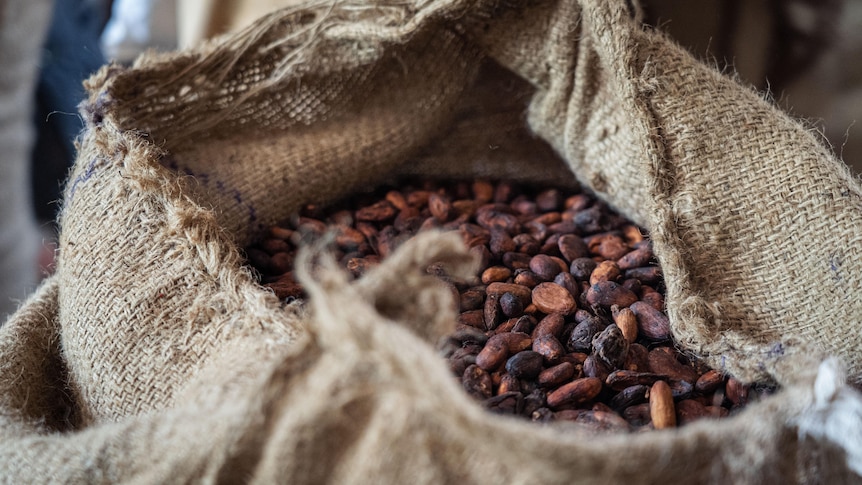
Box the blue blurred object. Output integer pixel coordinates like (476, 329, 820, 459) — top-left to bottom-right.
(31, 0, 108, 223)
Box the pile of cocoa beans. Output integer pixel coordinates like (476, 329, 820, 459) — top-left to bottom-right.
(246, 179, 774, 433)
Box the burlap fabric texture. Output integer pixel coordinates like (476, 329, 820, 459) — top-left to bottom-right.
(2, 0, 861, 482)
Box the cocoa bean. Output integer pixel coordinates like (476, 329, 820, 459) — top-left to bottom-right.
(557, 234, 589, 262)
(532, 282, 577, 315)
(592, 324, 629, 369)
(506, 351, 545, 380)
(650, 380, 676, 429)
(538, 362, 575, 388)
(606, 371, 662, 391)
(532, 335, 566, 365)
(250, 178, 772, 433)
(695, 369, 724, 394)
(547, 377, 603, 409)
(629, 301, 671, 340)
(462, 365, 494, 399)
(532, 313, 565, 340)
(480, 265, 511, 285)
(586, 281, 638, 308)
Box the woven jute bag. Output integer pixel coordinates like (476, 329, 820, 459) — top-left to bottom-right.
(2, 0, 861, 482)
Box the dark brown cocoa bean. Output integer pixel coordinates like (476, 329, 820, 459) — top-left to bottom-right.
(569, 260, 596, 285)
(669, 379, 695, 400)
(592, 324, 629, 369)
(625, 266, 663, 284)
(557, 234, 589, 262)
(458, 310, 485, 329)
(502, 251, 531, 270)
(624, 343, 651, 372)
(623, 403, 652, 427)
(462, 364, 494, 399)
(529, 254, 561, 281)
(606, 371, 662, 391)
(585, 281, 638, 308)
(459, 287, 486, 311)
(483, 293, 502, 330)
(532, 335, 566, 365)
(583, 354, 612, 382)
(459, 223, 490, 248)
(499, 292, 524, 317)
(489, 228, 516, 255)
(629, 301, 671, 340)
(483, 392, 524, 415)
(675, 399, 709, 426)
(567, 317, 607, 353)
(512, 233, 541, 255)
(498, 373, 520, 394)
(511, 315, 536, 334)
(648, 347, 699, 383)
(523, 389, 548, 416)
(514, 269, 544, 288)
(553, 272, 580, 301)
(446, 328, 489, 347)
(486, 282, 531, 306)
(477, 208, 520, 234)
(617, 245, 654, 270)
(493, 317, 519, 334)
(506, 351, 544, 380)
(609, 384, 650, 411)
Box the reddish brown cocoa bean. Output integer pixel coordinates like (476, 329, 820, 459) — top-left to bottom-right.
(532, 313, 565, 340)
(606, 371, 663, 391)
(557, 234, 589, 262)
(538, 362, 575, 388)
(486, 282, 532, 306)
(612, 306, 639, 344)
(617, 245, 653, 270)
(589, 260, 621, 286)
(650, 380, 676, 429)
(476, 334, 509, 371)
(648, 347, 699, 383)
(514, 269, 544, 288)
(547, 377, 603, 409)
(532, 282, 577, 315)
(695, 369, 725, 394)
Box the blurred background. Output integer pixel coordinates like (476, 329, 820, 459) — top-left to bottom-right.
(1, 0, 861, 319)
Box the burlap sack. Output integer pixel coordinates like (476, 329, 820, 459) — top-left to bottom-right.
(2, 0, 861, 482)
